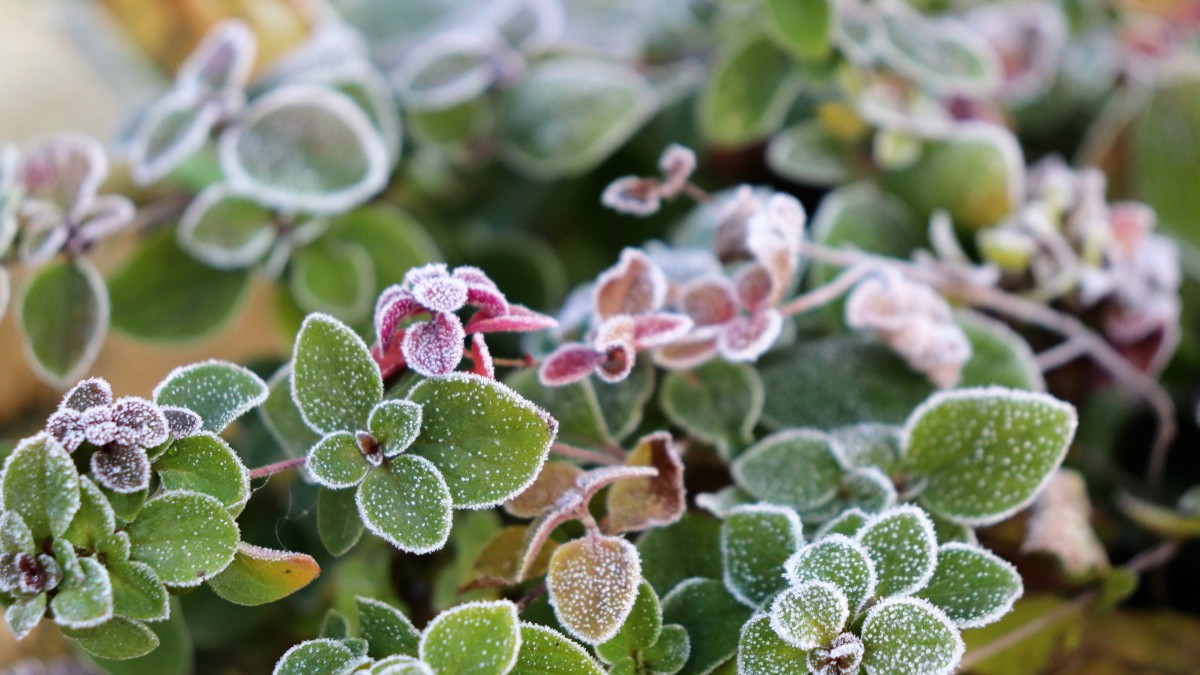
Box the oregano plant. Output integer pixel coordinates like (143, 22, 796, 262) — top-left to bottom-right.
(3, 1, 1200, 672)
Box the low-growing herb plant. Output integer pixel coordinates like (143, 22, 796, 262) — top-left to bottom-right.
(3, 0, 1200, 672)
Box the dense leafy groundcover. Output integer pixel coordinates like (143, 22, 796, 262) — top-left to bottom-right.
(4, 0, 1200, 672)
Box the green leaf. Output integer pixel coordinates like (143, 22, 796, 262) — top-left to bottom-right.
(104, 557, 168, 622)
(419, 600, 521, 674)
(916, 543, 1022, 628)
(499, 57, 656, 178)
(108, 230, 250, 343)
(320, 610, 351, 639)
(5, 594, 46, 640)
(878, 6, 999, 97)
(65, 617, 160, 660)
(309, 432, 371, 489)
(290, 239, 376, 323)
(52, 556, 114, 629)
(737, 614, 808, 675)
(292, 313, 383, 434)
(860, 597, 964, 675)
(593, 360, 655, 443)
(808, 183, 923, 290)
(722, 505, 804, 608)
(512, 623, 605, 675)
(318, 487, 364, 557)
(64, 476, 115, 550)
(1130, 76, 1200, 246)
(92, 597, 192, 674)
(767, 0, 833, 61)
(547, 535, 642, 645)
(154, 433, 250, 512)
(660, 360, 763, 458)
(816, 509, 869, 540)
(176, 183, 275, 268)
(770, 581, 848, 650)
(733, 430, 842, 512)
(369, 400, 423, 457)
(879, 124, 1022, 231)
(700, 33, 801, 146)
(643, 624, 690, 674)
(274, 638, 366, 675)
(260, 366, 322, 460)
(153, 360, 268, 433)
(407, 374, 556, 509)
(207, 542, 321, 606)
(221, 85, 389, 214)
(759, 335, 934, 430)
(18, 257, 108, 386)
(356, 596, 421, 659)
(126, 491, 239, 587)
(637, 514, 723, 596)
(766, 121, 855, 187)
(597, 581, 663, 663)
(356, 454, 452, 553)
(956, 311, 1044, 391)
(102, 486, 147, 524)
(368, 656, 434, 674)
(507, 369, 613, 450)
(1, 434, 80, 539)
(785, 535, 877, 614)
(857, 506, 938, 598)
(662, 578, 752, 674)
(830, 424, 902, 472)
(0, 511, 35, 553)
(902, 388, 1077, 525)
(329, 206, 440, 289)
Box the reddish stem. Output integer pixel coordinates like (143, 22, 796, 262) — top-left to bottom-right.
(248, 456, 307, 480)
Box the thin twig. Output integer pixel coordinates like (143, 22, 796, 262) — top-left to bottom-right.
(248, 456, 308, 480)
(779, 263, 877, 317)
(1036, 337, 1091, 371)
(551, 443, 622, 466)
(515, 580, 547, 613)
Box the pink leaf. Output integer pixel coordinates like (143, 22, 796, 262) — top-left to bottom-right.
(403, 262, 449, 287)
(593, 248, 667, 319)
(734, 262, 778, 313)
(468, 333, 495, 379)
(372, 338, 409, 381)
(652, 332, 720, 371)
(601, 176, 662, 216)
(464, 304, 557, 334)
(402, 312, 466, 377)
(374, 286, 422, 349)
(538, 344, 602, 387)
(718, 310, 783, 362)
(412, 275, 468, 313)
(746, 193, 805, 292)
(679, 276, 738, 326)
(631, 313, 693, 350)
(595, 344, 636, 384)
(656, 144, 696, 197)
(455, 266, 509, 316)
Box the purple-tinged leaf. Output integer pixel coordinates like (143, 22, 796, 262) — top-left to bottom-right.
(60, 378, 113, 412)
(593, 248, 667, 320)
(81, 406, 117, 447)
(718, 310, 783, 362)
(734, 263, 776, 314)
(455, 266, 508, 316)
(374, 286, 423, 350)
(468, 333, 495, 379)
(679, 277, 738, 326)
(75, 195, 135, 245)
(657, 144, 697, 197)
(47, 409, 87, 452)
(411, 275, 468, 313)
(652, 333, 720, 371)
(161, 406, 203, 439)
(601, 176, 662, 216)
(177, 18, 257, 94)
(539, 344, 603, 387)
(91, 445, 151, 494)
(19, 133, 106, 214)
(464, 304, 557, 334)
(109, 397, 170, 448)
(402, 312, 467, 377)
(631, 313, 693, 350)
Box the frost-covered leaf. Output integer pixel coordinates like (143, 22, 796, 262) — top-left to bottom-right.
(177, 17, 255, 92)
(407, 373, 556, 509)
(499, 57, 655, 178)
(290, 239, 376, 323)
(161, 406, 203, 439)
(917, 543, 1022, 629)
(902, 388, 1077, 525)
(368, 656, 432, 674)
(830, 424, 902, 472)
(220, 84, 389, 214)
(418, 600, 521, 674)
(129, 89, 221, 185)
(5, 593, 45, 640)
(19, 257, 108, 386)
(504, 461, 582, 519)
(1, 434, 79, 539)
(659, 360, 763, 458)
(722, 505, 804, 608)
(857, 506, 938, 598)
(1, 510, 35, 554)
(878, 5, 1000, 98)
(700, 33, 800, 146)
(785, 535, 877, 615)
(91, 444, 151, 495)
(956, 311, 1044, 392)
(512, 623, 605, 675)
(606, 432, 685, 535)
(507, 369, 614, 450)
(547, 535, 642, 645)
(126, 491, 239, 587)
(860, 597, 964, 675)
(356, 454, 452, 553)
(261, 367, 322, 460)
(101, 487, 146, 524)
(770, 580, 848, 650)
(64, 476, 116, 550)
(662, 577, 751, 674)
(637, 514, 722, 596)
(816, 509, 870, 540)
(19, 132, 106, 211)
(759, 335, 933, 430)
(177, 183, 275, 269)
(766, 0, 833, 61)
(592, 359, 655, 443)
(308, 432, 371, 489)
(402, 312, 467, 377)
(52, 556, 113, 628)
(391, 30, 498, 111)
(738, 614, 808, 675)
(292, 313, 383, 434)
(207, 543, 320, 606)
(766, 121, 855, 187)
(318, 487, 364, 557)
(596, 580, 662, 663)
(733, 430, 842, 512)
(154, 432, 250, 512)
(357, 596, 420, 659)
(106, 558, 168, 622)
(153, 360, 268, 434)
(64, 616, 160, 661)
(108, 230, 250, 343)
(643, 624, 689, 673)
(369, 399, 423, 457)
(274, 639, 366, 675)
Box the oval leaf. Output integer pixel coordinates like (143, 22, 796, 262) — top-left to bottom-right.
(512, 623, 605, 675)
(154, 432, 250, 511)
(356, 454, 452, 554)
(126, 491, 239, 587)
(722, 505, 804, 608)
(207, 542, 321, 606)
(860, 597, 964, 675)
(292, 313, 383, 434)
(733, 429, 843, 513)
(856, 505, 938, 598)
(19, 258, 108, 386)
(419, 600, 521, 674)
(659, 360, 763, 458)
(547, 535, 642, 645)
(915, 543, 1022, 628)
(1, 433, 80, 539)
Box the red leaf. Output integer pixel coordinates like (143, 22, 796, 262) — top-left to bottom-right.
(734, 262, 777, 313)
(464, 304, 557, 334)
(593, 248, 667, 319)
(631, 313, 693, 349)
(652, 332, 720, 370)
(718, 310, 783, 362)
(679, 276, 738, 326)
(374, 286, 422, 349)
(539, 344, 603, 387)
(468, 333, 495, 379)
(411, 275, 468, 313)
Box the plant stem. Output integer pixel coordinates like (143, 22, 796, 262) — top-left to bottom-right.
(551, 443, 622, 466)
(248, 456, 307, 480)
(779, 263, 876, 317)
(515, 580, 547, 613)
